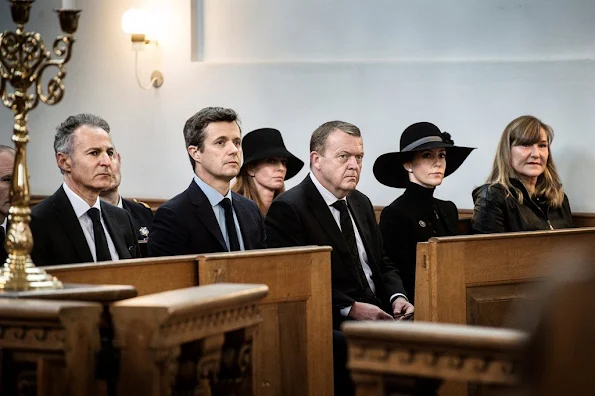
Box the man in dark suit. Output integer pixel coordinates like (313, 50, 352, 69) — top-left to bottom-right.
(30, 114, 140, 267)
(148, 107, 265, 256)
(100, 151, 154, 241)
(0, 145, 15, 265)
(265, 120, 413, 395)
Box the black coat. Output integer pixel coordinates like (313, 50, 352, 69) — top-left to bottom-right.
(379, 182, 458, 304)
(148, 180, 266, 256)
(471, 179, 573, 233)
(265, 175, 406, 329)
(30, 186, 140, 266)
(122, 198, 154, 240)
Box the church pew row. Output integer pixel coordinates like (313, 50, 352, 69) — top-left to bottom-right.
(344, 252, 595, 396)
(44, 246, 334, 396)
(412, 227, 595, 396)
(111, 283, 268, 396)
(414, 227, 595, 328)
(0, 298, 103, 396)
(342, 321, 527, 396)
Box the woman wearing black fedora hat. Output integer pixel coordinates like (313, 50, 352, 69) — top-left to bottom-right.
(233, 128, 304, 215)
(373, 122, 474, 303)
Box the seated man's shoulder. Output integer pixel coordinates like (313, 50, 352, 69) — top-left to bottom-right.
(31, 189, 62, 216)
(157, 189, 191, 212)
(124, 198, 154, 215)
(276, 184, 305, 203)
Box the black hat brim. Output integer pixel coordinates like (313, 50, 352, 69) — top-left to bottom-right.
(241, 147, 305, 181)
(373, 143, 475, 188)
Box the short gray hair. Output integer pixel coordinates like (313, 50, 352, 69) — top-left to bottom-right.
(54, 113, 111, 155)
(183, 107, 240, 169)
(310, 120, 361, 154)
(0, 145, 15, 156)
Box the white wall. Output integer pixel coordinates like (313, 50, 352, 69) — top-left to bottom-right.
(1, 0, 595, 211)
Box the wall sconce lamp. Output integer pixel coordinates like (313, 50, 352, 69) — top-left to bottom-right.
(121, 8, 164, 89)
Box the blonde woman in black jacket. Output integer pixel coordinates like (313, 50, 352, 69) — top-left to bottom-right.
(472, 115, 573, 233)
(374, 122, 474, 303)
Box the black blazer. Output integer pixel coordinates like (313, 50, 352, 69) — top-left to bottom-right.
(265, 175, 406, 328)
(122, 198, 154, 240)
(30, 186, 140, 267)
(379, 182, 458, 304)
(148, 180, 266, 256)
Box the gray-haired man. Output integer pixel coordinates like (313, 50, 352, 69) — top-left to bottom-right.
(30, 113, 139, 266)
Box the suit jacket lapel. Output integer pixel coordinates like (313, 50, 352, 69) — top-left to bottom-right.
(188, 181, 227, 251)
(347, 195, 375, 264)
(53, 187, 94, 263)
(101, 202, 131, 259)
(231, 194, 252, 250)
(302, 177, 364, 286)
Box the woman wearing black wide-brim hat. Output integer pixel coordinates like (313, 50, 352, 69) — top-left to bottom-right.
(232, 128, 304, 215)
(373, 122, 474, 303)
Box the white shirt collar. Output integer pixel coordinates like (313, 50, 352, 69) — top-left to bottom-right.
(62, 182, 101, 218)
(116, 195, 123, 209)
(309, 172, 346, 206)
(1, 217, 6, 232)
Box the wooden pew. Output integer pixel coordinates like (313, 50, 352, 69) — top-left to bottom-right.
(342, 321, 528, 396)
(196, 248, 334, 396)
(44, 246, 334, 396)
(413, 227, 595, 396)
(414, 227, 595, 328)
(0, 299, 103, 396)
(110, 283, 268, 396)
(344, 253, 595, 396)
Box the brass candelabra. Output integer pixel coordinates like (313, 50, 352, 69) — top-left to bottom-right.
(0, 0, 81, 291)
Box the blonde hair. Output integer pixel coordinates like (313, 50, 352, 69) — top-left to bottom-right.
(232, 164, 285, 215)
(487, 115, 564, 207)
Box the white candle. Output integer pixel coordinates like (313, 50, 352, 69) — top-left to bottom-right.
(62, 0, 75, 9)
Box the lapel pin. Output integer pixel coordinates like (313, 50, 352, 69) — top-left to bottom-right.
(139, 227, 149, 238)
(418, 220, 426, 227)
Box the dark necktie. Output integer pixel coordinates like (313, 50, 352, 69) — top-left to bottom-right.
(331, 200, 375, 297)
(87, 208, 112, 262)
(220, 198, 241, 251)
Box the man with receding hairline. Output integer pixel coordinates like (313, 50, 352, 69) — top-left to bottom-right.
(30, 113, 139, 266)
(266, 120, 413, 396)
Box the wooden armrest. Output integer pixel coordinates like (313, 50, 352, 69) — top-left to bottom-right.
(343, 321, 528, 385)
(343, 321, 527, 351)
(0, 298, 102, 320)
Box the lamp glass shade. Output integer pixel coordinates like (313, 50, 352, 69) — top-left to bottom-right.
(121, 9, 151, 35)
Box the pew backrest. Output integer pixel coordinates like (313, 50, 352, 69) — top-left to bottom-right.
(0, 298, 102, 396)
(110, 283, 268, 396)
(415, 227, 595, 328)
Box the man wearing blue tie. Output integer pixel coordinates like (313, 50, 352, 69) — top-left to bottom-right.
(148, 107, 266, 256)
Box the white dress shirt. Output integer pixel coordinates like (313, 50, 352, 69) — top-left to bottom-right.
(309, 173, 405, 315)
(63, 183, 119, 262)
